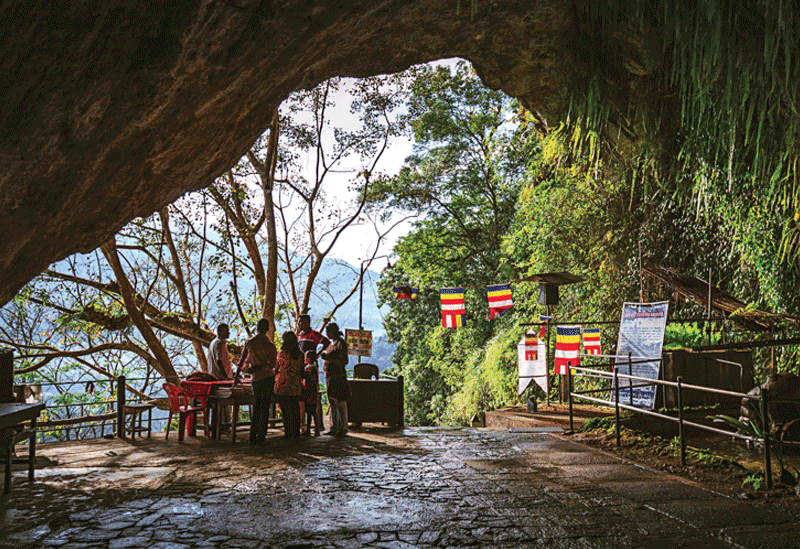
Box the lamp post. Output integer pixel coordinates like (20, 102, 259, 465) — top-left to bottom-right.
(358, 255, 391, 364)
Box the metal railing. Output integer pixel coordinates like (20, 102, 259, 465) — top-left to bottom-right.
(14, 375, 170, 442)
(563, 357, 799, 490)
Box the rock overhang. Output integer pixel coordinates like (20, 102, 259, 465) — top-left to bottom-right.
(0, 0, 657, 304)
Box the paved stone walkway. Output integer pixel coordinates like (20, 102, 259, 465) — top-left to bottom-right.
(1, 427, 799, 548)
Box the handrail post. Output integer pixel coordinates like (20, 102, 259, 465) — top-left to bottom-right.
(398, 375, 405, 428)
(0, 348, 13, 403)
(761, 389, 772, 489)
(558, 366, 562, 404)
(567, 362, 574, 434)
(545, 317, 551, 407)
(614, 367, 621, 447)
(627, 352, 633, 406)
(116, 375, 126, 439)
(677, 376, 686, 466)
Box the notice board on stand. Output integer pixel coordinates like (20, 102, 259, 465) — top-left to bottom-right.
(613, 302, 668, 409)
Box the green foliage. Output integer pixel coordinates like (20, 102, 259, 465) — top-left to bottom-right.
(709, 412, 764, 440)
(663, 323, 705, 349)
(447, 328, 521, 425)
(566, 1, 800, 260)
(503, 131, 638, 325)
(368, 62, 534, 281)
(580, 415, 618, 433)
(742, 473, 764, 491)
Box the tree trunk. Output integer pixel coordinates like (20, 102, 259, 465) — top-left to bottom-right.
(248, 113, 280, 339)
(159, 207, 207, 369)
(101, 238, 179, 383)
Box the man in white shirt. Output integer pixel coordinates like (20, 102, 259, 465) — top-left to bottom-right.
(208, 324, 232, 379)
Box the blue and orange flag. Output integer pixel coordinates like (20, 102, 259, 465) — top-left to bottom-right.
(393, 285, 419, 300)
(582, 327, 601, 355)
(554, 325, 581, 375)
(440, 287, 466, 328)
(487, 283, 513, 319)
(539, 315, 551, 339)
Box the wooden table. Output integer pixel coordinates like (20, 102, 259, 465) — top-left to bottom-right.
(348, 378, 404, 428)
(180, 379, 240, 437)
(181, 380, 259, 443)
(208, 392, 254, 443)
(0, 402, 45, 493)
(123, 402, 155, 438)
(179, 380, 285, 443)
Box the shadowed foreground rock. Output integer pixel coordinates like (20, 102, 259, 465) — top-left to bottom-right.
(2, 427, 799, 548)
(0, 0, 660, 305)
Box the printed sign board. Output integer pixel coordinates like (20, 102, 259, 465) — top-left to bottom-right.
(613, 301, 668, 409)
(346, 329, 373, 357)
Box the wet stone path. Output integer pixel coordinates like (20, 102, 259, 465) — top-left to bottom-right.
(1, 427, 799, 548)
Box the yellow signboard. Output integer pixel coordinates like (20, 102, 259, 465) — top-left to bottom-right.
(346, 329, 373, 357)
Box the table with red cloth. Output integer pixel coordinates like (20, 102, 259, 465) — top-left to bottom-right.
(180, 379, 236, 408)
(180, 379, 252, 440)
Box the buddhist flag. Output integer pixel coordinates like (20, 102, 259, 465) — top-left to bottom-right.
(583, 327, 601, 355)
(440, 287, 466, 328)
(554, 325, 581, 375)
(487, 283, 513, 319)
(524, 332, 538, 360)
(393, 285, 419, 300)
(539, 315, 551, 339)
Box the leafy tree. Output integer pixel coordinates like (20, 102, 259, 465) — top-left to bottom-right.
(209, 74, 411, 335)
(380, 59, 800, 426)
(4, 201, 231, 384)
(375, 62, 535, 424)
(0, 73, 414, 418)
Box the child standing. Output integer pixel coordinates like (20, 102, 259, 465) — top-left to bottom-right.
(302, 350, 323, 436)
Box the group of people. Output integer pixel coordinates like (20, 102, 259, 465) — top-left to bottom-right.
(206, 315, 351, 446)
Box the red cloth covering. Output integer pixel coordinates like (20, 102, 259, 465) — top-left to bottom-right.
(180, 379, 251, 408)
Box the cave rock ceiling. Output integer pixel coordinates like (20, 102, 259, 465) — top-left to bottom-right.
(0, 0, 658, 305)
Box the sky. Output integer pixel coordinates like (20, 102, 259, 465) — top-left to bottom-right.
(283, 58, 463, 269)
(284, 83, 410, 268)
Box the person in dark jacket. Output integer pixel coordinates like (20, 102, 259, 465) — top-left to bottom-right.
(320, 323, 350, 437)
(235, 318, 276, 446)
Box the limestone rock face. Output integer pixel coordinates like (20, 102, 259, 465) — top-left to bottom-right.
(0, 0, 653, 305)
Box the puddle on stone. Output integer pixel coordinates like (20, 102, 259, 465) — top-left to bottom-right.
(202, 490, 448, 538)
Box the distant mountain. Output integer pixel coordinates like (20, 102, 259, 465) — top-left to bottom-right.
(282, 260, 387, 337)
(366, 335, 396, 374)
(276, 260, 396, 373)
(40, 251, 394, 367)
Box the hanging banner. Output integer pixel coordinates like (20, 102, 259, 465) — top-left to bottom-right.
(346, 329, 373, 357)
(582, 327, 602, 355)
(518, 331, 548, 396)
(613, 301, 668, 409)
(487, 283, 513, 319)
(554, 325, 581, 375)
(440, 287, 467, 327)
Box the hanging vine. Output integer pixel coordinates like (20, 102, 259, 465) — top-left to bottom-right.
(562, 0, 800, 259)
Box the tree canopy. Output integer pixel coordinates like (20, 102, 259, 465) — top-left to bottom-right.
(378, 59, 800, 425)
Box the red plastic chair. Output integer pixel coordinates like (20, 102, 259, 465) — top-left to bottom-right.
(163, 383, 202, 442)
(179, 381, 212, 438)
